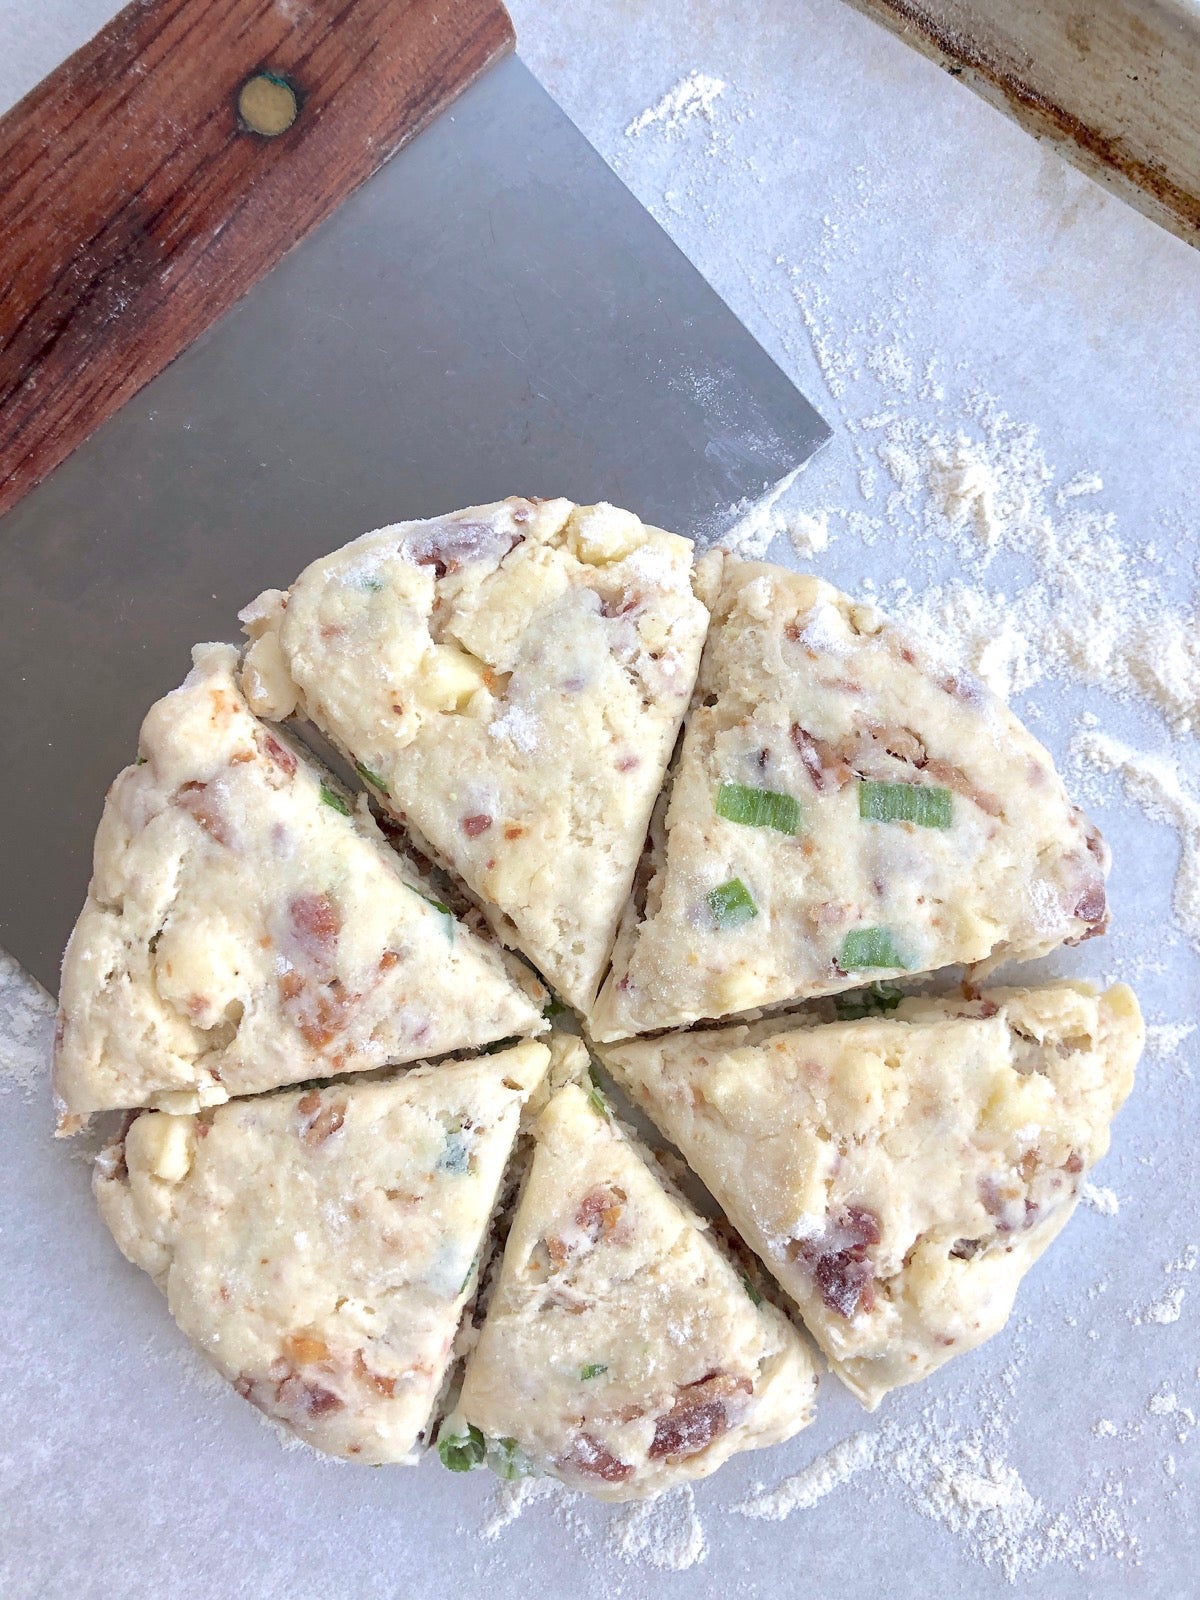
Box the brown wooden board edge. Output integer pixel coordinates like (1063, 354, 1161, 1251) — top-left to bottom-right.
(842, 0, 1200, 250)
(0, 0, 516, 519)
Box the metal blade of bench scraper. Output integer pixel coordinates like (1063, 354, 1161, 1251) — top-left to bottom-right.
(0, 54, 829, 990)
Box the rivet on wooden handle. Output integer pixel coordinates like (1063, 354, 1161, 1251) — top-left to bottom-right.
(0, 0, 516, 522)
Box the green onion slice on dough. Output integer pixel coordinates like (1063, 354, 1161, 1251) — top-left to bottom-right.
(858, 781, 952, 828)
(706, 878, 759, 929)
(355, 761, 389, 795)
(438, 1422, 487, 1472)
(716, 781, 801, 835)
(319, 783, 351, 816)
(840, 927, 907, 971)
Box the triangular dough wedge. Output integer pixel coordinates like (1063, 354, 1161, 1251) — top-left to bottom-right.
(444, 1039, 816, 1499)
(54, 645, 545, 1132)
(239, 498, 710, 1011)
(591, 556, 1108, 1039)
(94, 1042, 550, 1463)
(600, 983, 1141, 1407)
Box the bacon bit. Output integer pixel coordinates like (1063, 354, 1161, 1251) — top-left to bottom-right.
(616, 753, 640, 773)
(353, 1349, 397, 1398)
(560, 1433, 634, 1483)
(320, 624, 346, 642)
(295, 983, 357, 1049)
(235, 1367, 344, 1423)
(230, 749, 254, 765)
(262, 733, 297, 777)
(648, 1375, 750, 1462)
(296, 1093, 347, 1148)
(1018, 1150, 1040, 1182)
(1074, 881, 1107, 926)
(276, 1374, 344, 1417)
(503, 823, 526, 840)
(1064, 1150, 1084, 1174)
(546, 1236, 571, 1269)
(405, 517, 521, 578)
(790, 724, 851, 792)
(869, 721, 925, 766)
(391, 702, 405, 716)
(289, 892, 341, 960)
(175, 780, 232, 846)
(899, 644, 917, 666)
(576, 1184, 626, 1240)
(979, 1174, 1039, 1234)
(462, 813, 492, 837)
(921, 756, 1003, 817)
(649, 1401, 727, 1461)
(284, 1331, 331, 1366)
(941, 673, 983, 704)
(378, 950, 401, 972)
(599, 590, 641, 618)
(790, 1205, 881, 1320)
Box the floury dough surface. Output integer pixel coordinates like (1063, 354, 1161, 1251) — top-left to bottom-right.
(53, 646, 545, 1130)
(94, 1043, 550, 1464)
(600, 983, 1141, 1407)
(239, 497, 710, 1012)
(452, 1046, 815, 1499)
(591, 557, 1108, 1040)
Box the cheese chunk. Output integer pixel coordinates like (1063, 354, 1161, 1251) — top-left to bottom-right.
(591, 557, 1109, 1040)
(54, 644, 545, 1131)
(448, 1043, 815, 1498)
(95, 1044, 550, 1463)
(239, 498, 710, 1011)
(600, 983, 1141, 1406)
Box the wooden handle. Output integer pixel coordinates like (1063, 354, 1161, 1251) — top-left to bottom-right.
(0, 0, 515, 519)
(844, 0, 1200, 249)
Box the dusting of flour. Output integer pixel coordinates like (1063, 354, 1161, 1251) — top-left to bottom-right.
(625, 72, 725, 138)
(608, 1486, 708, 1570)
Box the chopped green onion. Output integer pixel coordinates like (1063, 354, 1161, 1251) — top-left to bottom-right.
(834, 981, 905, 1020)
(319, 783, 350, 816)
(488, 1437, 535, 1481)
(355, 761, 389, 795)
(360, 576, 385, 593)
(858, 781, 952, 829)
(459, 1249, 480, 1296)
(417, 889, 452, 918)
(716, 782, 801, 835)
(135, 756, 148, 767)
(580, 1362, 608, 1381)
(740, 1273, 763, 1307)
(438, 1422, 487, 1472)
(840, 927, 908, 971)
(706, 878, 759, 929)
(543, 996, 568, 1019)
(587, 1063, 611, 1119)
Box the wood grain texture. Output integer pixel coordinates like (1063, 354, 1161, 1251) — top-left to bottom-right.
(0, 0, 515, 518)
(845, 0, 1200, 249)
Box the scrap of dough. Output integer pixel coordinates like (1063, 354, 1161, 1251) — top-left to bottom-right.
(450, 1042, 815, 1498)
(239, 497, 710, 1012)
(591, 556, 1109, 1040)
(599, 983, 1141, 1407)
(54, 644, 544, 1131)
(95, 1042, 550, 1463)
